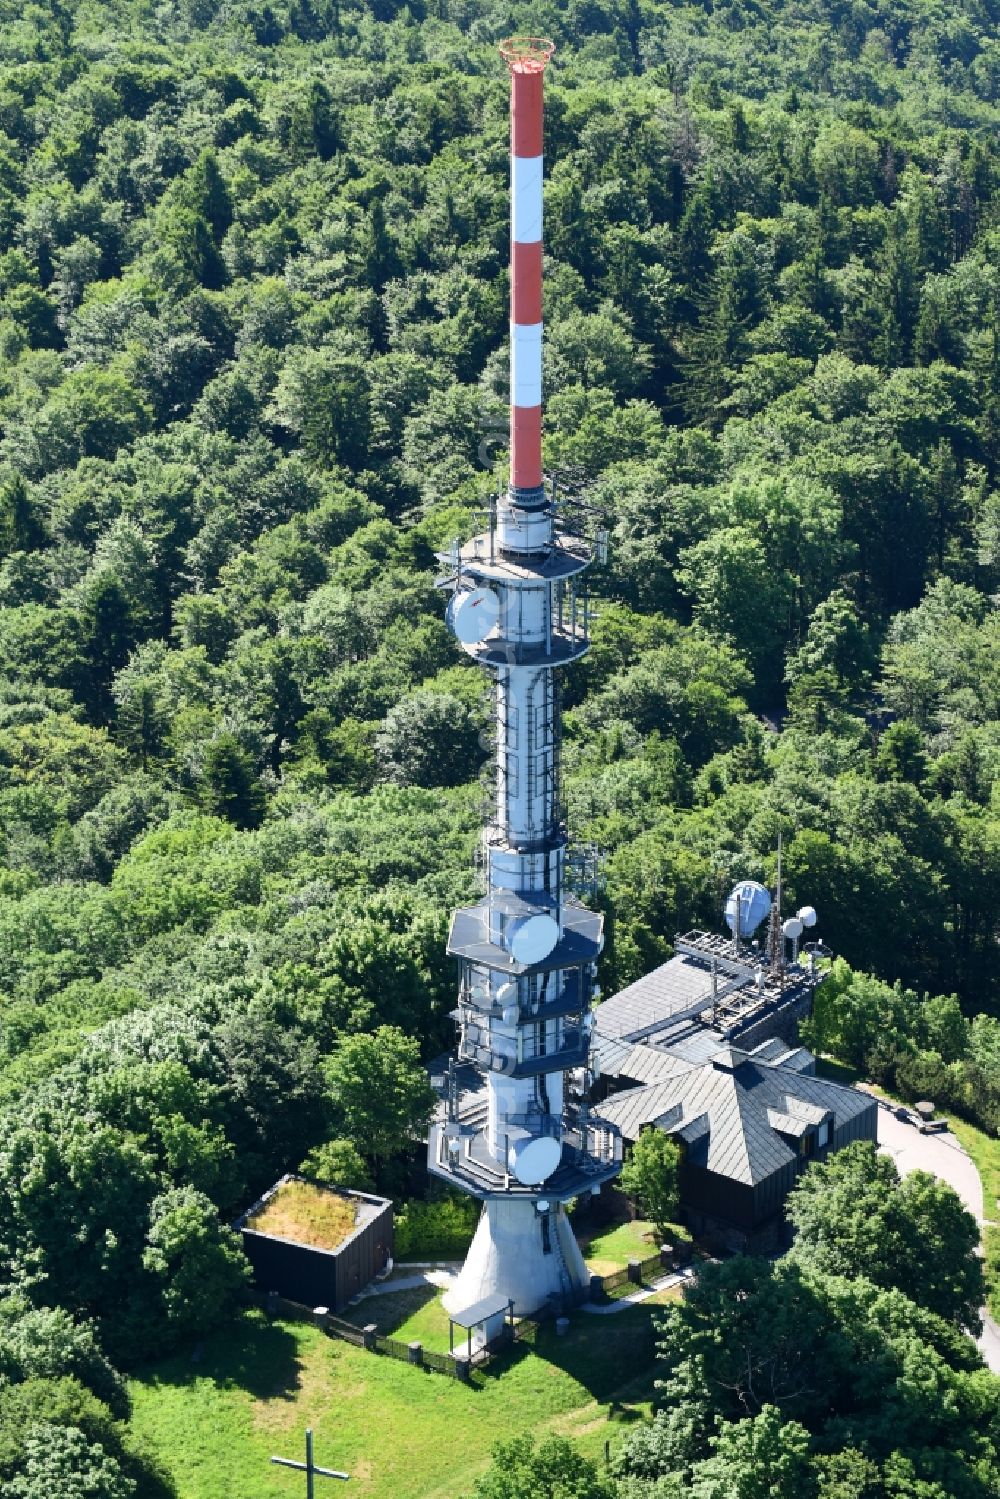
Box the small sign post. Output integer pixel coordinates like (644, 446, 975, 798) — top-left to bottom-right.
(271, 1429, 348, 1496)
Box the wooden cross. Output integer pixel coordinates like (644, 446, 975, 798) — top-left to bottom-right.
(271, 1429, 348, 1496)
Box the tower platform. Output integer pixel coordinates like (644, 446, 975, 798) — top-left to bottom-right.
(427, 1083, 622, 1202)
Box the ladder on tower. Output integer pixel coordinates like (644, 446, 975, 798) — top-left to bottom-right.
(549, 1213, 573, 1299)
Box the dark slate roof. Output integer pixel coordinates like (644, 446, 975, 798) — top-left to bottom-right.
(594, 1080, 684, 1142)
(748, 1038, 790, 1063)
(775, 1048, 816, 1075)
(592, 1033, 689, 1088)
(748, 1038, 816, 1074)
(767, 1108, 810, 1138)
(594, 1053, 876, 1187)
(661, 1025, 730, 1065)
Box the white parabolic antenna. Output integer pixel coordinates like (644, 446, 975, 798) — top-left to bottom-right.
(447, 586, 501, 645)
(508, 1134, 562, 1185)
(508, 913, 560, 964)
(797, 905, 817, 928)
(782, 917, 803, 940)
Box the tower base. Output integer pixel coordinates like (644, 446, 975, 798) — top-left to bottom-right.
(443, 1198, 590, 1317)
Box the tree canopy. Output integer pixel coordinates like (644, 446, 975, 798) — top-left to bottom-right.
(0, 0, 999, 1489)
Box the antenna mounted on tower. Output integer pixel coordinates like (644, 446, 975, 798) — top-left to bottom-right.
(498, 35, 556, 71)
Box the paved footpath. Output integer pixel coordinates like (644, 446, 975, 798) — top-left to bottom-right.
(350, 1262, 697, 1315)
(581, 1264, 696, 1313)
(871, 1095, 1000, 1373)
(350, 1266, 457, 1302)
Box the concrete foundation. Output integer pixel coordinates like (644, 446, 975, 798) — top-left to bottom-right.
(442, 1198, 589, 1316)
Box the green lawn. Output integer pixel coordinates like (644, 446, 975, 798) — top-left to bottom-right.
(340, 1285, 455, 1354)
(578, 1216, 691, 1276)
(580, 1218, 659, 1274)
(130, 1303, 663, 1499)
(814, 1054, 863, 1086)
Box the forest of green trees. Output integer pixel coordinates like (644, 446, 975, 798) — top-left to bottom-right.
(1, 0, 1000, 1490)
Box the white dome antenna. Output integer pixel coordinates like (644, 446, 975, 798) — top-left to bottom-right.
(724, 880, 771, 940)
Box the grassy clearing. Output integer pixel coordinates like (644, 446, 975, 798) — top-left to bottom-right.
(949, 1117, 1000, 1222)
(130, 1302, 663, 1499)
(578, 1216, 690, 1276)
(249, 1181, 358, 1250)
(947, 1116, 1000, 1321)
(341, 1285, 455, 1353)
(814, 1055, 863, 1086)
(580, 1218, 659, 1274)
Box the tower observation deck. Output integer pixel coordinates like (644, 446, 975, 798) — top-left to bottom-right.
(429, 38, 622, 1316)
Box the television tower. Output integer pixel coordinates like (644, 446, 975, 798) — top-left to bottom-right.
(429, 37, 622, 1316)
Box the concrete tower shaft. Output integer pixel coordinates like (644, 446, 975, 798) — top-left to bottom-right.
(429, 38, 621, 1318)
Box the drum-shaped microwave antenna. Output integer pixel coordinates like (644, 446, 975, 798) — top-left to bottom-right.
(495, 980, 518, 1024)
(797, 905, 817, 928)
(782, 917, 803, 940)
(508, 1134, 562, 1185)
(447, 586, 501, 644)
(508, 912, 560, 965)
(724, 880, 772, 938)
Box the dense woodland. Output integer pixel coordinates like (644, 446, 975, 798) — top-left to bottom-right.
(1, 0, 1000, 1491)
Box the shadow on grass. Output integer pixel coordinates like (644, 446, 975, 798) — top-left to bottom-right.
(134, 1310, 304, 1404)
(343, 1283, 439, 1338)
(478, 1305, 660, 1406)
(815, 1054, 862, 1086)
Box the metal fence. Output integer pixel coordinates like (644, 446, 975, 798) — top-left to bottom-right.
(373, 1333, 410, 1357)
(258, 1244, 691, 1382)
(325, 1313, 365, 1346)
(594, 1248, 680, 1300)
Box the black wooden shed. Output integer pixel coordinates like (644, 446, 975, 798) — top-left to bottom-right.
(235, 1176, 394, 1313)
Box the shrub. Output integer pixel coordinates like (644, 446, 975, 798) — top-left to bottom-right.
(393, 1196, 478, 1258)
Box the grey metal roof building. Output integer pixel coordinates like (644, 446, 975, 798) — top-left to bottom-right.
(593, 1040, 876, 1244)
(590, 939, 877, 1248)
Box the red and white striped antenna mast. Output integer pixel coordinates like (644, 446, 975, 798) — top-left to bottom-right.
(500, 36, 555, 498)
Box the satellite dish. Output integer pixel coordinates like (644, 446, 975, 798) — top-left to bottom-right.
(797, 905, 817, 928)
(508, 1134, 561, 1185)
(782, 917, 803, 940)
(496, 981, 518, 1008)
(447, 586, 500, 645)
(508, 913, 560, 965)
(724, 880, 772, 938)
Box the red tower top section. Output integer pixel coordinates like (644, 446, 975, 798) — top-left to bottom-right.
(499, 37, 554, 496)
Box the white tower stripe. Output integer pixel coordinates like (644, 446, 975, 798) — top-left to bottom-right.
(510, 322, 542, 407)
(511, 155, 543, 243)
